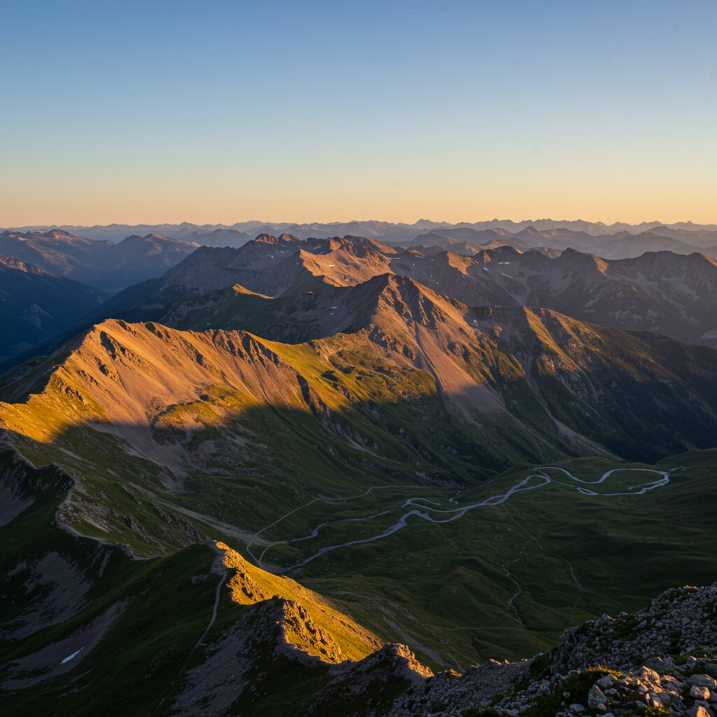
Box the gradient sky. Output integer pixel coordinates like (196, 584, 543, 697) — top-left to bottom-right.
(1, 0, 716, 226)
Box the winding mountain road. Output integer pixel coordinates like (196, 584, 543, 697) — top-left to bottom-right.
(266, 466, 676, 572)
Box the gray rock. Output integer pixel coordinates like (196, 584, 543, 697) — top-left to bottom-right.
(691, 675, 717, 689)
(596, 675, 617, 689)
(637, 666, 660, 684)
(588, 684, 607, 709)
(645, 655, 677, 672)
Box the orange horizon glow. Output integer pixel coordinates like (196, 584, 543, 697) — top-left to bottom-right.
(3, 184, 716, 229)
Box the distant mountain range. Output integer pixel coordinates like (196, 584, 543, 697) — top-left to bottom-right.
(406, 225, 717, 260)
(5, 218, 717, 244)
(4, 232, 717, 376)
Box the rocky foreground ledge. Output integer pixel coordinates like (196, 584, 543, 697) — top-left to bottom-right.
(388, 583, 717, 717)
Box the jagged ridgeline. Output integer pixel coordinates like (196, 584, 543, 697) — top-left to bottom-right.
(156, 234, 717, 346)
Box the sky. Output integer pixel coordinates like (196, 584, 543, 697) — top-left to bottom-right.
(1, 0, 716, 226)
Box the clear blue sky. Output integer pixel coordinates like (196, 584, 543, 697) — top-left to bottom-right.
(1, 0, 716, 225)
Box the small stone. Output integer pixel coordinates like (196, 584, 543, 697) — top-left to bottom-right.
(692, 686, 711, 700)
(638, 666, 660, 684)
(569, 704, 585, 713)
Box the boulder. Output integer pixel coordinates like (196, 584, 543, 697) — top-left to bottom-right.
(596, 674, 617, 689)
(588, 684, 607, 709)
(692, 685, 711, 700)
(691, 675, 717, 689)
(688, 706, 712, 717)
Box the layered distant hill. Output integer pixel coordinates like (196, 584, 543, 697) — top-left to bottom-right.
(407, 225, 717, 260)
(5, 232, 717, 376)
(175, 227, 253, 247)
(0, 229, 198, 292)
(0, 255, 107, 361)
(7, 218, 717, 244)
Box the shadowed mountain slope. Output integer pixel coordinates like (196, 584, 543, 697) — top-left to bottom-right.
(161, 273, 717, 459)
(0, 229, 198, 292)
(0, 451, 422, 717)
(0, 255, 108, 361)
(2, 393, 717, 716)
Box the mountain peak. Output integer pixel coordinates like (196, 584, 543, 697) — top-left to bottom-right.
(253, 233, 301, 244)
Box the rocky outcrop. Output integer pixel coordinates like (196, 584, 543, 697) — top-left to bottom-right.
(547, 584, 717, 674)
(385, 583, 717, 717)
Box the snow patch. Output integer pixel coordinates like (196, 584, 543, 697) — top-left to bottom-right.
(61, 647, 84, 664)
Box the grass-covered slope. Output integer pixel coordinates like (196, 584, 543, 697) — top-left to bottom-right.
(2, 295, 717, 561)
(167, 273, 717, 463)
(256, 449, 717, 670)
